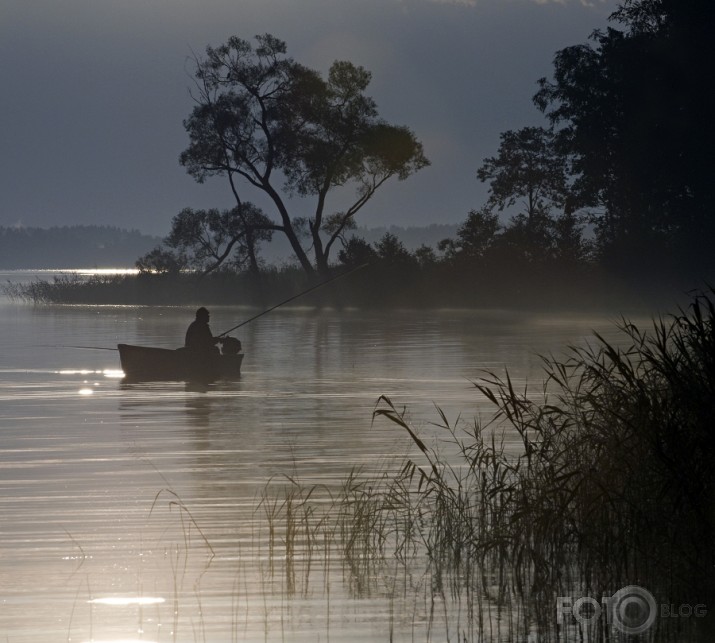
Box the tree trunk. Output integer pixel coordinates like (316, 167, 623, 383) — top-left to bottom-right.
(245, 228, 260, 276)
(265, 184, 316, 276)
(312, 224, 330, 277)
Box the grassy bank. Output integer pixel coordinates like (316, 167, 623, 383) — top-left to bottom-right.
(2, 263, 695, 312)
(2, 269, 310, 307)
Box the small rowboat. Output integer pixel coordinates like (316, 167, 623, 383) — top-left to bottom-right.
(118, 343, 243, 382)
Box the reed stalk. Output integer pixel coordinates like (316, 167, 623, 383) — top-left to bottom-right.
(375, 291, 715, 641)
(258, 290, 715, 641)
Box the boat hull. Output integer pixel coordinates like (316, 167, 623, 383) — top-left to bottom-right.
(118, 344, 243, 382)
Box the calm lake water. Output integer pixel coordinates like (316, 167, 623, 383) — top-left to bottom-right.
(0, 274, 652, 642)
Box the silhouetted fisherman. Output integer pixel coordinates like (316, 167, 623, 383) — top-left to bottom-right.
(185, 307, 221, 354)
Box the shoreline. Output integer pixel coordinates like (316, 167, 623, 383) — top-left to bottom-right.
(1, 267, 700, 317)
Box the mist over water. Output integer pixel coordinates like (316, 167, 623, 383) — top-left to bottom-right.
(0, 283, 642, 641)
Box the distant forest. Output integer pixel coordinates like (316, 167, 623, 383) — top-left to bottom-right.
(256, 223, 459, 264)
(0, 223, 458, 270)
(0, 225, 159, 269)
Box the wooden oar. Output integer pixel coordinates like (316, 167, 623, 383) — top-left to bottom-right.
(216, 263, 369, 337)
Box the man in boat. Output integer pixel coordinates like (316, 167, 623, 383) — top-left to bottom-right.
(185, 307, 222, 354)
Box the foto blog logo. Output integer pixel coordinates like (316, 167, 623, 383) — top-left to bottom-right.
(557, 585, 707, 636)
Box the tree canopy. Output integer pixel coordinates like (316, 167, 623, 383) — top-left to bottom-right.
(477, 127, 570, 222)
(179, 34, 429, 276)
(534, 0, 715, 276)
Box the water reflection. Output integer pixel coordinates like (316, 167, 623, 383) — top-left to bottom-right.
(89, 596, 166, 606)
(81, 640, 158, 643)
(0, 304, 653, 641)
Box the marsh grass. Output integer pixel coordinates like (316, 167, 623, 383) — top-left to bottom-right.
(256, 291, 715, 641)
(383, 291, 714, 641)
(2, 267, 323, 306)
(2, 262, 666, 310)
(3, 274, 90, 303)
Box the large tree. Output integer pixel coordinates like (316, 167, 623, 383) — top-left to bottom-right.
(180, 34, 429, 276)
(136, 203, 272, 275)
(477, 126, 570, 224)
(475, 126, 586, 263)
(534, 0, 715, 275)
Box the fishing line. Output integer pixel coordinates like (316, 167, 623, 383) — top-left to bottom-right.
(40, 344, 118, 351)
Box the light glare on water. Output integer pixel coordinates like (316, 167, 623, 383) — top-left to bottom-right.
(89, 596, 166, 606)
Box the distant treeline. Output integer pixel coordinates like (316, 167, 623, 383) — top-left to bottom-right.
(232, 223, 460, 265)
(0, 225, 160, 269)
(347, 224, 458, 251)
(0, 223, 458, 270)
(6, 235, 697, 311)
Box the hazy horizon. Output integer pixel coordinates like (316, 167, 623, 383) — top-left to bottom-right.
(0, 220, 462, 269)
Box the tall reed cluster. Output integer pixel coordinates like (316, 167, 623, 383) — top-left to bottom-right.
(375, 291, 715, 641)
(259, 291, 715, 641)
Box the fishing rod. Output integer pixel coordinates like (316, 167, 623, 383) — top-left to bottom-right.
(217, 262, 369, 337)
(40, 344, 118, 351)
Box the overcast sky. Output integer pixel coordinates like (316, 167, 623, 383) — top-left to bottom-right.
(1, 0, 617, 236)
